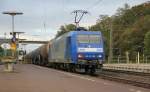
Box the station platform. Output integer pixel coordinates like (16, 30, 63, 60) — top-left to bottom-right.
(0, 64, 149, 92)
(103, 64, 150, 73)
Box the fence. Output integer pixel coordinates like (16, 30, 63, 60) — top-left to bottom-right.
(103, 64, 150, 73)
(105, 55, 150, 64)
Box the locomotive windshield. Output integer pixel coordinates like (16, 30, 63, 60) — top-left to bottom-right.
(77, 35, 100, 43)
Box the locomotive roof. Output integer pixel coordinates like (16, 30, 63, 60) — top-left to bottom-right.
(54, 31, 102, 41)
(69, 31, 102, 36)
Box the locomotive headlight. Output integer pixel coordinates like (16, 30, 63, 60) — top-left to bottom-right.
(78, 54, 84, 58)
(97, 55, 102, 58)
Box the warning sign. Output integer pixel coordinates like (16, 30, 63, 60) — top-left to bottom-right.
(10, 43, 16, 50)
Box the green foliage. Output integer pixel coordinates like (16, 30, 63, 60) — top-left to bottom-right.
(55, 24, 76, 38)
(144, 31, 150, 55)
(0, 46, 3, 51)
(56, 1, 150, 61)
(89, 15, 111, 56)
(89, 2, 150, 58)
(55, 24, 88, 38)
(0, 46, 4, 57)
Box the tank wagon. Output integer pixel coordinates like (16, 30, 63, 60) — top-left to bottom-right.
(25, 44, 50, 65)
(26, 30, 105, 74)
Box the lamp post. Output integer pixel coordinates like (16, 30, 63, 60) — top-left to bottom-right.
(3, 11, 23, 34)
(2, 11, 23, 72)
(108, 18, 113, 63)
(2, 11, 23, 56)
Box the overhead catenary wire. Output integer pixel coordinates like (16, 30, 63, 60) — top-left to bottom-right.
(86, 0, 103, 11)
(72, 0, 103, 27)
(40, 0, 47, 32)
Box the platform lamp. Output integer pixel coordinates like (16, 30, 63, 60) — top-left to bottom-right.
(3, 11, 23, 34)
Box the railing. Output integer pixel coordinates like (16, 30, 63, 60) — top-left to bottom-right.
(103, 64, 150, 73)
(105, 56, 150, 64)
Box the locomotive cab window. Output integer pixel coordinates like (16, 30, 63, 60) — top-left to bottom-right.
(77, 35, 89, 43)
(77, 35, 100, 43)
(89, 35, 100, 43)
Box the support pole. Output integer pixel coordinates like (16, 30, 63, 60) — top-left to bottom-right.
(137, 52, 140, 64)
(143, 54, 144, 63)
(145, 56, 147, 64)
(126, 51, 129, 64)
(12, 15, 14, 33)
(108, 19, 113, 63)
(2, 58, 15, 72)
(117, 55, 120, 64)
(2, 11, 23, 72)
(4, 62, 14, 72)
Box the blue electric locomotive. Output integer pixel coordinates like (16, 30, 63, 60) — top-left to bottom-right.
(48, 30, 104, 74)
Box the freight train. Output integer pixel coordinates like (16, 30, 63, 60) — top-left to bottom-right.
(25, 29, 105, 74)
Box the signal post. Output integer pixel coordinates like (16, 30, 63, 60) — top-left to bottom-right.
(1, 32, 17, 72)
(2, 11, 23, 72)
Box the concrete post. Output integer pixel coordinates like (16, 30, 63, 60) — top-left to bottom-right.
(137, 52, 140, 64)
(117, 55, 120, 64)
(126, 51, 129, 64)
(143, 54, 144, 63)
(4, 62, 14, 72)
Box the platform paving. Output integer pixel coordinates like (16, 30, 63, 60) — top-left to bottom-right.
(0, 64, 149, 92)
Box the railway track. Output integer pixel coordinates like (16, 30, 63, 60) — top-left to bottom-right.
(38, 64, 150, 89)
(97, 69, 150, 89)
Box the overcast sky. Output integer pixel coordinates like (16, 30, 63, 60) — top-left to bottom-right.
(0, 0, 149, 52)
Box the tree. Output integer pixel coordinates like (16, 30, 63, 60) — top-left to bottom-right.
(0, 46, 4, 57)
(89, 2, 150, 59)
(116, 3, 130, 16)
(144, 31, 150, 55)
(89, 15, 111, 57)
(55, 24, 76, 38)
